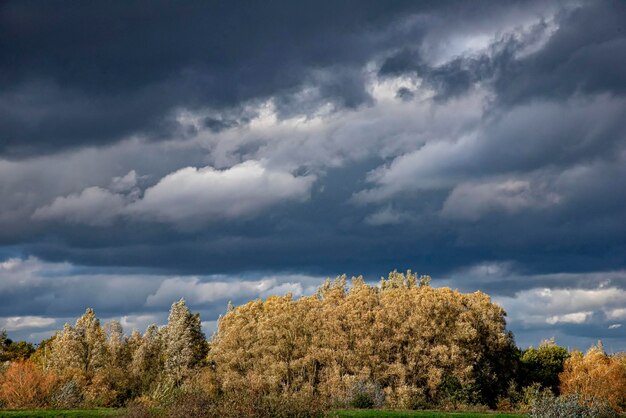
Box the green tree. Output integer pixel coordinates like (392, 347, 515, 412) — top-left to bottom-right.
(520, 338, 569, 394)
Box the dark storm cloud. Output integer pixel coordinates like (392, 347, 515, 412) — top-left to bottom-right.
(379, 1, 626, 104)
(494, 0, 626, 105)
(0, 0, 424, 157)
(2, 0, 626, 350)
(0, 0, 555, 157)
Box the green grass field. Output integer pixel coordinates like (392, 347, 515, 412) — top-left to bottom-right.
(0, 409, 122, 418)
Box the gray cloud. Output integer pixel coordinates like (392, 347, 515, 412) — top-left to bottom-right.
(1, 0, 625, 350)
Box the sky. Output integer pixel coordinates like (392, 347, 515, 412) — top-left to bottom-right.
(1, 0, 625, 351)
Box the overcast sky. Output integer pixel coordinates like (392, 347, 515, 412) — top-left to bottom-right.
(1, 0, 625, 351)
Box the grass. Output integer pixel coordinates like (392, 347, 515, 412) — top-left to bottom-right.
(0, 409, 122, 418)
(332, 410, 526, 418)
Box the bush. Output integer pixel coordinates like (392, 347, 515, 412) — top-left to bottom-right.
(165, 390, 216, 418)
(147, 378, 182, 407)
(384, 385, 429, 410)
(51, 379, 83, 408)
(123, 398, 155, 418)
(529, 391, 618, 418)
(0, 360, 58, 408)
(436, 375, 480, 409)
(348, 379, 384, 409)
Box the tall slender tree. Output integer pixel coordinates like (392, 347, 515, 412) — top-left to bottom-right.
(161, 299, 208, 383)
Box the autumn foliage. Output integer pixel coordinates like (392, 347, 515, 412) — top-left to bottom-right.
(0, 360, 57, 408)
(1, 270, 625, 416)
(559, 343, 626, 413)
(209, 271, 517, 409)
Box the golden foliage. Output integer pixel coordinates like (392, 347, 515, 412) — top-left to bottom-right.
(559, 342, 626, 413)
(0, 360, 58, 408)
(209, 271, 515, 408)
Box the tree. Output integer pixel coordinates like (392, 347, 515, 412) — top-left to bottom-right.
(130, 324, 163, 391)
(0, 330, 7, 361)
(520, 338, 569, 394)
(104, 320, 128, 369)
(161, 299, 208, 383)
(560, 342, 626, 413)
(49, 309, 108, 378)
(210, 271, 517, 409)
(0, 330, 35, 362)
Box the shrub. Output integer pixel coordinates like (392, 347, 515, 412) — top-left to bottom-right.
(348, 379, 384, 409)
(51, 379, 84, 408)
(384, 385, 429, 410)
(529, 391, 618, 418)
(0, 360, 58, 408)
(147, 378, 182, 407)
(165, 390, 216, 418)
(123, 398, 155, 418)
(436, 375, 480, 409)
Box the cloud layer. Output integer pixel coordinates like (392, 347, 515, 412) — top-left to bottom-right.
(1, 1, 625, 349)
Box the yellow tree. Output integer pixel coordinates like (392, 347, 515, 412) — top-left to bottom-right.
(209, 270, 516, 409)
(560, 343, 626, 413)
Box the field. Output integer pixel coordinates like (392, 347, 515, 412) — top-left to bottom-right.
(0, 409, 527, 418)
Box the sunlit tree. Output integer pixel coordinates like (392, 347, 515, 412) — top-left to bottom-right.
(560, 342, 626, 413)
(162, 299, 208, 383)
(210, 271, 516, 409)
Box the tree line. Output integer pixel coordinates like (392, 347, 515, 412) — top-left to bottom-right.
(0, 270, 624, 417)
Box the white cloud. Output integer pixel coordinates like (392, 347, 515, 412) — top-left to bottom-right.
(606, 307, 626, 320)
(0, 256, 70, 292)
(145, 275, 319, 308)
(496, 286, 626, 327)
(0, 316, 56, 331)
(110, 170, 138, 193)
(546, 311, 592, 325)
(127, 160, 315, 226)
(353, 95, 626, 204)
(32, 161, 315, 228)
(608, 324, 622, 330)
(118, 314, 161, 333)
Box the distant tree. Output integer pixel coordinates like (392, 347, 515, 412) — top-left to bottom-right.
(30, 336, 55, 370)
(520, 338, 569, 394)
(0, 330, 35, 363)
(5, 341, 35, 361)
(0, 330, 7, 360)
(161, 299, 208, 383)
